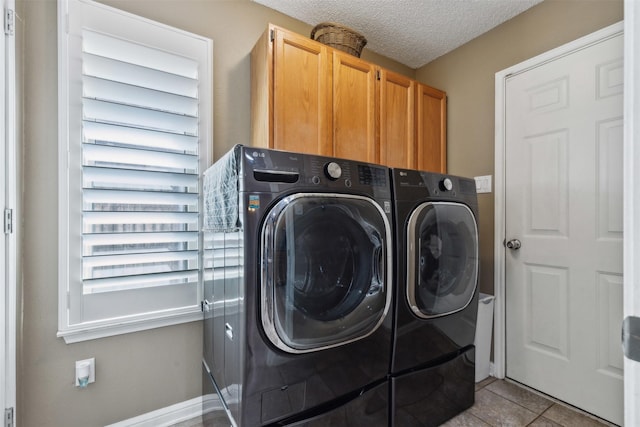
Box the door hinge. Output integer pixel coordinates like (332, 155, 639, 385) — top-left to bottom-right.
(4, 8, 14, 36)
(270, 28, 274, 42)
(4, 209, 13, 234)
(623, 316, 640, 362)
(376, 70, 381, 80)
(4, 408, 13, 427)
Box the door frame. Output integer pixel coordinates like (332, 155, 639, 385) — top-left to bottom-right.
(623, 2, 640, 426)
(2, 0, 17, 420)
(493, 21, 624, 380)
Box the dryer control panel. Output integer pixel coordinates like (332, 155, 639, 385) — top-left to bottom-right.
(392, 168, 477, 201)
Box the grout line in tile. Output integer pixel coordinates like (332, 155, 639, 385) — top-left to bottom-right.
(470, 388, 539, 427)
(474, 376, 498, 391)
(525, 412, 552, 427)
(483, 388, 545, 418)
(503, 379, 618, 427)
(485, 382, 554, 415)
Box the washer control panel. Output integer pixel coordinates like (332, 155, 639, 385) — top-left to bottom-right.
(358, 165, 388, 187)
(307, 158, 388, 190)
(246, 147, 390, 196)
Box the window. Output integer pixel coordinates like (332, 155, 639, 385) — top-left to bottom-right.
(58, 0, 212, 342)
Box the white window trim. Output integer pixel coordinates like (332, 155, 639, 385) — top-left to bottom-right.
(57, 0, 212, 343)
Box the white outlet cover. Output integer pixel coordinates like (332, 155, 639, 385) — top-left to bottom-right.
(474, 175, 492, 194)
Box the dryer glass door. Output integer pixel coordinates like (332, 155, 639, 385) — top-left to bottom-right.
(407, 202, 478, 318)
(261, 194, 392, 353)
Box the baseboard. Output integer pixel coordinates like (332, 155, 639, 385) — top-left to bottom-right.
(105, 394, 223, 427)
(489, 362, 496, 377)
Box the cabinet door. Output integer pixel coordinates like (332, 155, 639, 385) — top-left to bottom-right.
(273, 27, 332, 156)
(416, 83, 447, 173)
(379, 69, 415, 168)
(332, 51, 377, 163)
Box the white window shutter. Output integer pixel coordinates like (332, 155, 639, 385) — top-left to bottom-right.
(58, 0, 212, 342)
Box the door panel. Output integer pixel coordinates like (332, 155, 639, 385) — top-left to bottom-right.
(416, 84, 447, 173)
(525, 130, 568, 235)
(598, 272, 624, 377)
(332, 51, 377, 163)
(505, 33, 623, 425)
(597, 118, 624, 238)
(379, 70, 414, 169)
(524, 264, 569, 358)
(273, 28, 332, 156)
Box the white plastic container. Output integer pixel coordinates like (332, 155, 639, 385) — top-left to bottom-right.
(474, 293, 495, 382)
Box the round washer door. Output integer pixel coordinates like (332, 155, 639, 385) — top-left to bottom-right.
(406, 201, 478, 318)
(261, 193, 392, 353)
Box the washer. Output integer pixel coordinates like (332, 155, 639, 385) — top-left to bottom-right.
(390, 168, 480, 426)
(202, 145, 393, 426)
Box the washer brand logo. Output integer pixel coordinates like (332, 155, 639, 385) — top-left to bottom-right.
(400, 171, 408, 177)
(384, 201, 391, 213)
(252, 151, 266, 158)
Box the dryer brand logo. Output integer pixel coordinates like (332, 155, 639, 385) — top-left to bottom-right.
(384, 201, 391, 213)
(400, 171, 408, 177)
(252, 151, 266, 158)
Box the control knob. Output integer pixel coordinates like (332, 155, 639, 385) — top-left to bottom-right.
(440, 178, 453, 191)
(325, 162, 342, 180)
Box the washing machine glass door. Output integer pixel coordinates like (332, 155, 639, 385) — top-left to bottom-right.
(261, 193, 392, 353)
(406, 202, 478, 318)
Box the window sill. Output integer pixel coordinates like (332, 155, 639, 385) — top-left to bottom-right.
(57, 309, 203, 344)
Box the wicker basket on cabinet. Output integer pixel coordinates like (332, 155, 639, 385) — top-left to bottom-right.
(310, 22, 367, 57)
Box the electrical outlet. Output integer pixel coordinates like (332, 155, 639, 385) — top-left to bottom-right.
(474, 175, 492, 194)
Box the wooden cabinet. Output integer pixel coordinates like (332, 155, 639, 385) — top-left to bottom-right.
(252, 24, 332, 156)
(251, 24, 447, 172)
(332, 51, 377, 164)
(379, 69, 415, 168)
(416, 83, 447, 173)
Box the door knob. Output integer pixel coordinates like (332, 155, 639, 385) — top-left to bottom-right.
(506, 239, 521, 250)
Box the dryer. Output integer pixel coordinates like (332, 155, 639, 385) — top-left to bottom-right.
(390, 169, 479, 426)
(202, 145, 393, 426)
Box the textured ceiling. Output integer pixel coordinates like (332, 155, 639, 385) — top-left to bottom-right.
(252, 0, 543, 68)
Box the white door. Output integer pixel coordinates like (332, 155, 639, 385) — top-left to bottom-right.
(504, 33, 623, 424)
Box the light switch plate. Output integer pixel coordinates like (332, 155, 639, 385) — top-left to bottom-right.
(474, 175, 492, 194)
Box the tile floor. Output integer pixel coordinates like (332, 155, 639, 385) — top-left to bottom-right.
(173, 377, 616, 427)
(443, 377, 616, 427)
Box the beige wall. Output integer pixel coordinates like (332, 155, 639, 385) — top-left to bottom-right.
(416, 0, 624, 296)
(17, 1, 411, 426)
